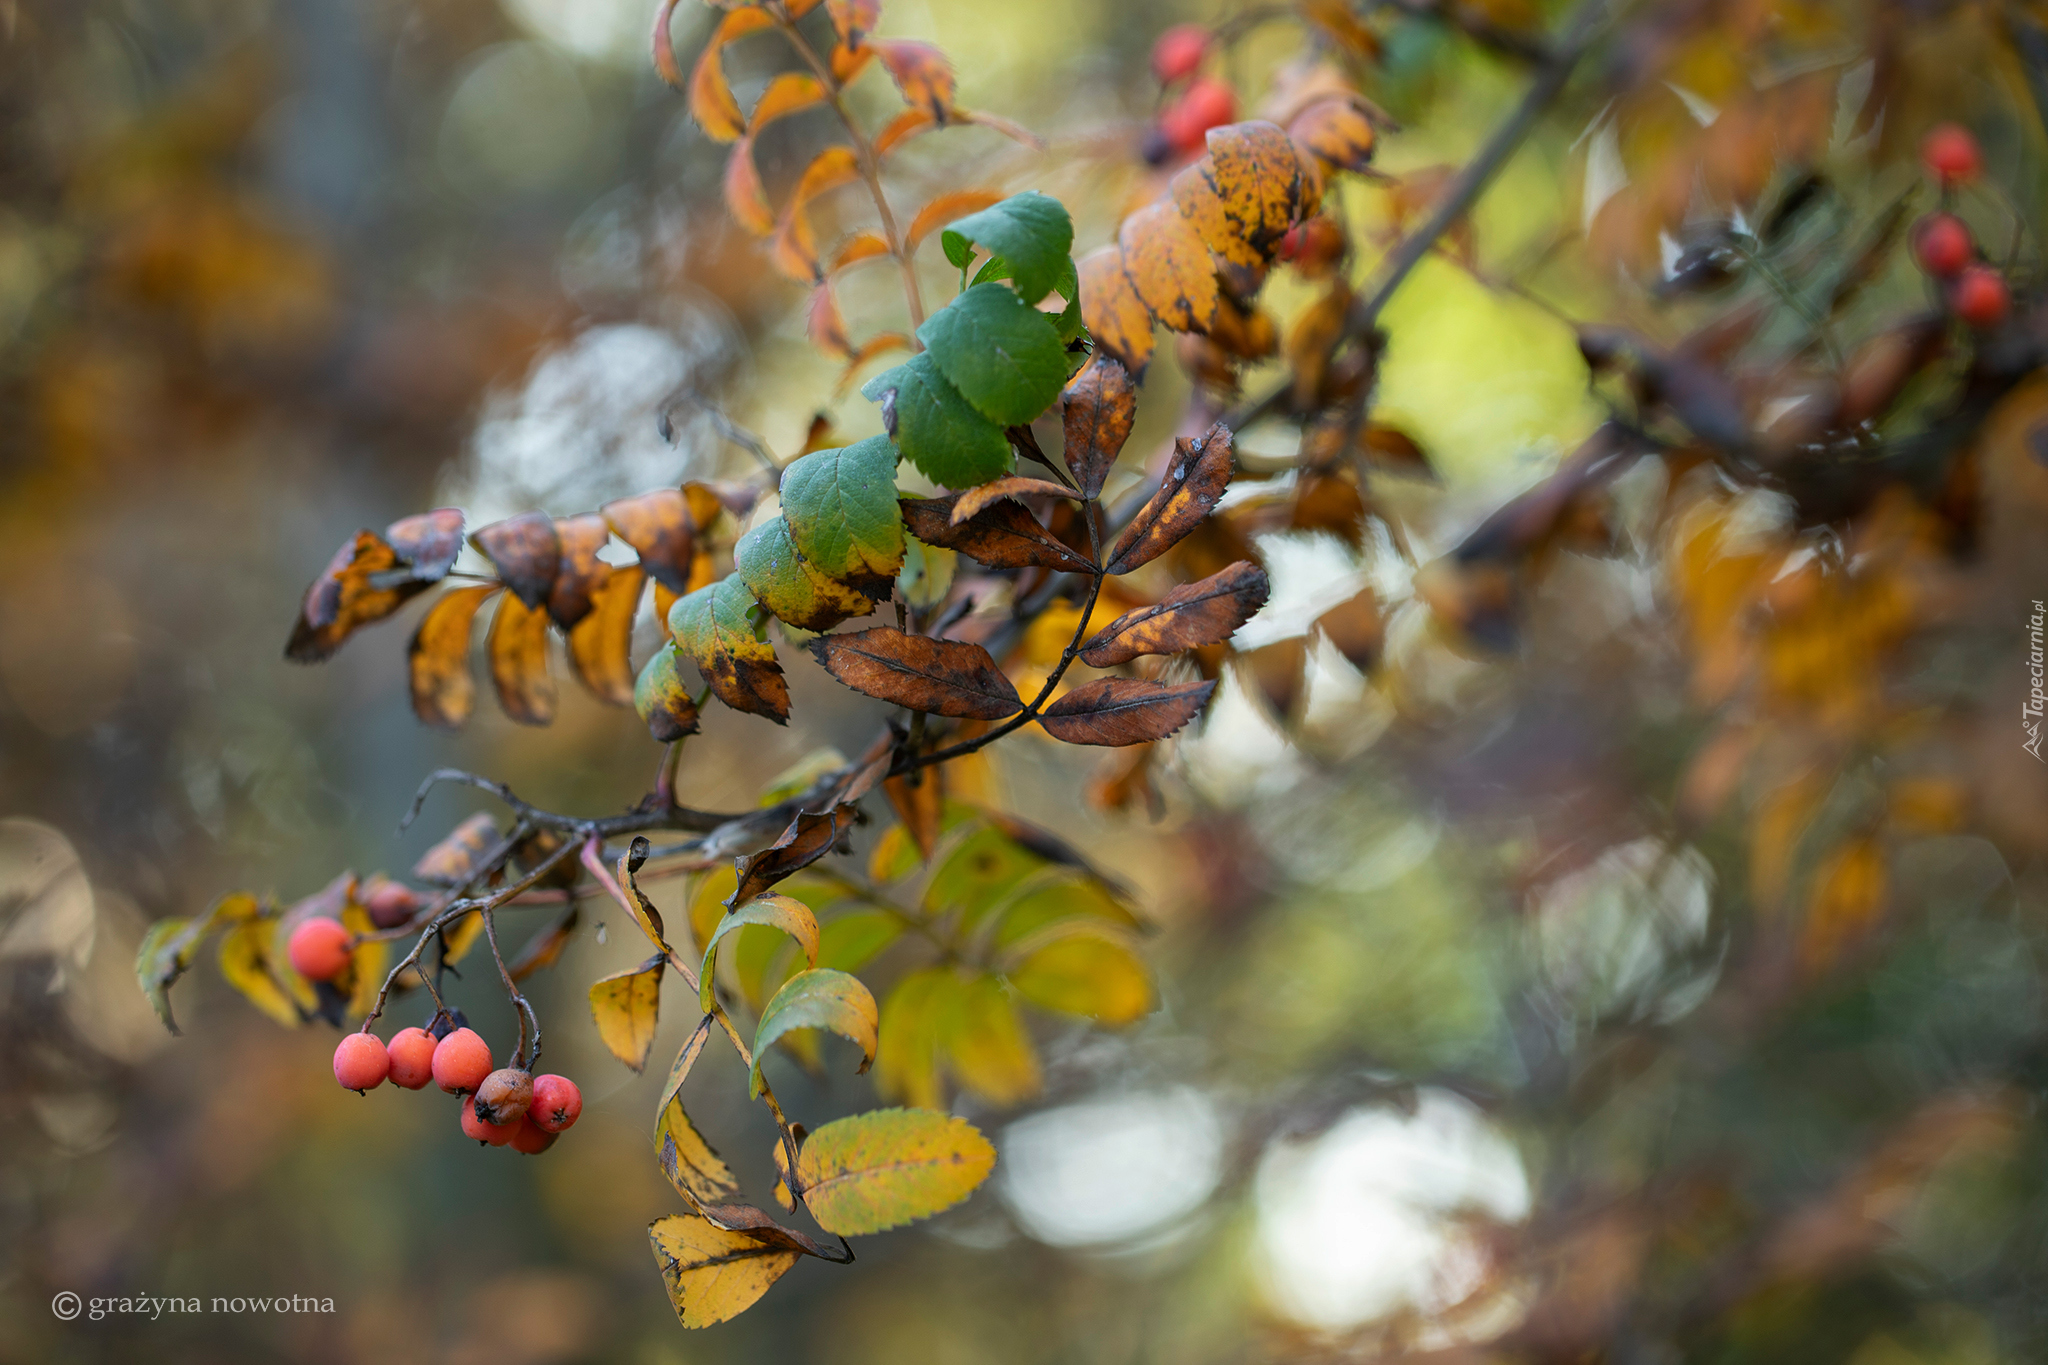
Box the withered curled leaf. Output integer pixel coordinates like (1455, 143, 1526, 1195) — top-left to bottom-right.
(810, 628, 1023, 719)
(472, 513, 561, 611)
(1102, 424, 1235, 575)
(901, 495, 1094, 573)
(1060, 352, 1136, 499)
(1079, 561, 1269, 666)
(1038, 677, 1217, 746)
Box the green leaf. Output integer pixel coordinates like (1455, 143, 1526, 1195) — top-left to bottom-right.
(924, 824, 1045, 928)
(701, 894, 820, 1012)
(590, 952, 665, 1072)
(986, 870, 1144, 949)
(734, 516, 875, 632)
(750, 968, 879, 1096)
(941, 229, 976, 270)
(778, 436, 906, 590)
(793, 1108, 997, 1236)
(668, 574, 791, 721)
(863, 353, 1013, 488)
(917, 282, 1069, 426)
(816, 908, 905, 973)
(939, 191, 1075, 303)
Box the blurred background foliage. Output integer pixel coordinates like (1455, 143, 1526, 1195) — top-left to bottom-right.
(4, 0, 2048, 1362)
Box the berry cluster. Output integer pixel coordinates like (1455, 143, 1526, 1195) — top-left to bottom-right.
(331, 1020, 582, 1155)
(1143, 25, 1236, 164)
(1909, 124, 2009, 330)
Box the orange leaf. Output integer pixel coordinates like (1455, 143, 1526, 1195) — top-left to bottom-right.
(809, 283, 852, 360)
(1800, 836, 1888, 972)
(547, 513, 611, 629)
(688, 7, 775, 143)
(1202, 120, 1320, 257)
(772, 146, 861, 283)
(877, 40, 955, 122)
(652, 0, 687, 89)
(1077, 246, 1155, 374)
(569, 564, 646, 706)
(874, 109, 935, 157)
(723, 138, 774, 237)
(1171, 161, 1262, 270)
(409, 585, 498, 728)
(906, 189, 1003, 252)
(488, 592, 557, 726)
(832, 232, 893, 271)
(750, 72, 826, 134)
(831, 41, 874, 84)
(1117, 199, 1219, 334)
(827, 0, 879, 47)
(1289, 96, 1377, 174)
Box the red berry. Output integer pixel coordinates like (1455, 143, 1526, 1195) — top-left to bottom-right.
(1150, 24, 1210, 85)
(473, 1068, 534, 1127)
(509, 1115, 558, 1155)
(1161, 77, 1237, 156)
(529, 1074, 582, 1133)
(1921, 124, 1981, 184)
(431, 1027, 493, 1095)
(288, 918, 353, 982)
(333, 1033, 389, 1093)
(459, 1096, 517, 1146)
(1951, 265, 2010, 329)
(1912, 213, 1972, 278)
(386, 1027, 438, 1089)
(362, 879, 422, 930)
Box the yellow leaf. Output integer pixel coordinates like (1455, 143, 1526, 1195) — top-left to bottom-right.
(655, 1087, 742, 1209)
(689, 865, 740, 954)
(648, 1213, 799, 1328)
(749, 72, 825, 134)
(1077, 246, 1155, 373)
(217, 917, 301, 1027)
(341, 901, 386, 1018)
(874, 966, 952, 1108)
(941, 974, 1041, 1106)
(793, 1107, 996, 1235)
(1800, 837, 1888, 972)
(590, 953, 665, 1071)
(1005, 925, 1152, 1024)
(1116, 199, 1218, 335)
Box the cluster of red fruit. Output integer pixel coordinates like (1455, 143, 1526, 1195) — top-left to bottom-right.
(332, 1023, 583, 1154)
(1909, 124, 2009, 330)
(293, 917, 583, 1154)
(1144, 24, 1235, 164)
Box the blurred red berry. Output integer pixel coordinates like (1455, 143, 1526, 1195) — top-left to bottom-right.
(1162, 77, 1237, 156)
(333, 1033, 389, 1093)
(1150, 24, 1210, 85)
(529, 1074, 582, 1133)
(509, 1115, 558, 1155)
(363, 880, 421, 930)
(459, 1096, 517, 1146)
(288, 918, 352, 982)
(1921, 124, 1981, 184)
(386, 1026, 437, 1089)
(431, 1026, 493, 1095)
(1950, 265, 2009, 329)
(1912, 213, 1972, 278)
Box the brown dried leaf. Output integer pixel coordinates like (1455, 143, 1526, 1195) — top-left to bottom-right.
(568, 564, 645, 706)
(808, 283, 851, 360)
(285, 530, 426, 662)
(409, 585, 497, 728)
(547, 514, 611, 629)
(1080, 561, 1268, 666)
(488, 592, 556, 726)
(1360, 423, 1436, 479)
(731, 807, 849, 907)
(385, 508, 466, 582)
(901, 495, 1094, 573)
(1039, 677, 1216, 746)
(415, 812, 499, 885)
(1077, 246, 1155, 373)
(1313, 587, 1383, 671)
(810, 628, 1023, 719)
(884, 766, 945, 862)
(906, 189, 1003, 251)
(723, 138, 774, 236)
(1061, 352, 1136, 499)
(1118, 200, 1219, 335)
(687, 7, 775, 142)
(1103, 423, 1234, 575)
(877, 40, 955, 121)
(603, 489, 697, 593)
(472, 512, 561, 611)
(950, 476, 1074, 525)
(1288, 96, 1377, 173)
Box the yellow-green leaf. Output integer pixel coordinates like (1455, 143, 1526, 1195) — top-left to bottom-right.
(655, 1015, 714, 1130)
(700, 894, 821, 1012)
(1006, 926, 1152, 1025)
(750, 968, 878, 1096)
(940, 973, 1041, 1106)
(793, 1108, 996, 1235)
(590, 952, 665, 1071)
(134, 892, 260, 1035)
(648, 1213, 799, 1329)
(655, 1087, 742, 1209)
(874, 965, 954, 1109)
